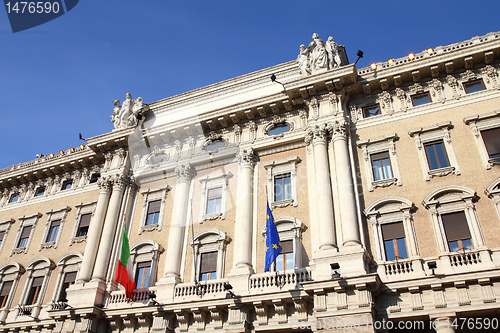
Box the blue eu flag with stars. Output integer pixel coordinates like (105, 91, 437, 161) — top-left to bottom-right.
(265, 201, 281, 272)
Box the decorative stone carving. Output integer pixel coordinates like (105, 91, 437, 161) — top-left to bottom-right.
(306, 97, 319, 119)
(238, 148, 256, 168)
(379, 91, 393, 114)
(248, 121, 257, 142)
(446, 75, 460, 100)
(111, 93, 148, 130)
(187, 136, 196, 157)
(395, 88, 407, 111)
(297, 34, 348, 75)
(483, 65, 500, 89)
(233, 124, 242, 145)
(305, 124, 329, 145)
(430, 78, 445, 103)
(175, 164, 195, 183)
(331, 118, 348, 139)
(461, 69, 477, 82)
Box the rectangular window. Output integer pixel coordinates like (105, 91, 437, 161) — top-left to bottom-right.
(17, 226, 32, 248)
(371, 151, 393, 181)
(46, 220, 61, 243)
(206, 187, 222, 214)
(26, 277, 44, 305)
(274, 173, 291, 202)
(145, 200, 161, 225)
(481, 127, 500, 159)
(0, 281, 13, 308)
(135, 262, 152, 288)
(89, 173, 100, 184)
(464, 79, 485, 94)
(61, 180, 73, 191)
(275, 240, 293, 271)
(0, 231, 5, 249)
(363, 104, 381, 118)
(411, 92, 431, 106)
(200, 251, 217, 281)
(381, 222, 408, 261)
(8, 193, 19, 203)
(424, 141, 450, 170)
(58, 272, 77, 302)
(34, 186, 45, 197)
(442, 211, 473, 252)
(76, 213, 92, 237)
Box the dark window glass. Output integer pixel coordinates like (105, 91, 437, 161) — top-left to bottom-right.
(61, 180, 73, 191)
(206, 187, 222, 214)
(17, 226, 32, 248)
(89, 173, 100, 184)
(274, 173, 291, 202)
(464, 79, 485, 94)
(206, 139, 225, 151)
(381, 222, 408, 261)
(135, 262, 152, 288)
(146, 200, 161, 225)
(424, 141, 449, 170)
(26, 277, 44, 305)
(268, 123, 290, 136)
(34, 186, 45, 197)
(0, 281, 13, 307)
(481, 128, 500, 159)
(46, 220, 61, 243)
(200, 251, 217, 281)
(442, 211, 473, 252)
(363, 105, 380, 118)
(76, 213, 92, 237)
(0, 231, 5, 249)
(276, 240, 293, 271)
(8, 193, 19, 203)
(412, 93, 431, 106)
(58, 272, 77, 302)
(371, 151, 393, 181)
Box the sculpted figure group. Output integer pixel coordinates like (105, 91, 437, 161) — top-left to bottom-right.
(111, 93, 147, 130)
(297, 33, 344, 76)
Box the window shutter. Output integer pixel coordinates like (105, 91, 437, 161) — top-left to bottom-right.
(79, 213, 92, 228)
(0, 281, 12, 296)
(442, 211, 471, 241)
(21, 226, 32, 238)
(281, 240, 293, 253)
(50, 219, 61, 228)
(200, 251, 218, 273)
(31, 277, 44, 287)
(381, 222, 405, 241)
(207, 188, 222, 200)
(137, 261, 151, 269)
(147, 200, 161, 214)
(63, 272, 77, 284)
(482, 128, 500, 156)
(371, 151, 390, 161)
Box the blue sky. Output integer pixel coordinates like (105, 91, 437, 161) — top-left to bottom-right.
(0, 0, 499, 169)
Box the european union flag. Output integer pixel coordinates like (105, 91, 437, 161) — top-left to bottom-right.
(265, 201, 281, 272)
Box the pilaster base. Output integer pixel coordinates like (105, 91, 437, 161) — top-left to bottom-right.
(311, 246, 367, 281)
(66, 279, 107, 307)
(155, 277, 180, 303)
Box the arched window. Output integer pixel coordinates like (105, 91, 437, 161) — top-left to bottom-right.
(0, 262, 24, 322)
(190, 229, 227, 282)
(51, 252, 82, 305)
(260, 216, 304, 271)
(129, 240, 162, 289)
(18, 257, 54, 319)
(423, 186, 485, 254)
(485, 177, 500, 221)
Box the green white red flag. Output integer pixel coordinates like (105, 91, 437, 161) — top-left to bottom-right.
(115, 226, 136, 299)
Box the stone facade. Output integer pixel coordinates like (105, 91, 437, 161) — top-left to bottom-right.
(0, 32, 500, 332)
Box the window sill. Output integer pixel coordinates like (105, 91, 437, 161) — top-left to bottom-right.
(428, 166, 455, 178)
(11, 247, 27, 255)
(271, 199, 295, 208)
(40, 241, 55, 250)
(140, 224, 159, 233)
(489, 157, 500, 165)
(201, 212, 222, 223)
(372, 177, 398, 189)
(70, 235, 87, 246)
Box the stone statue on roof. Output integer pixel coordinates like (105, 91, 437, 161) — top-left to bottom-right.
(297, 33, 349, 75)
(111, 93, 148, 130)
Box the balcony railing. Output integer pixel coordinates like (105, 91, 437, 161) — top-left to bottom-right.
(106, 289, 154, 306)
(449, 250, 481, 267)
(174, 280, 228, 298)
(249, 268, 312, 290)
(384, 260, 414, 276)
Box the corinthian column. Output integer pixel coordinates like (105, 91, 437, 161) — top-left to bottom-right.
(331, 119, 361, 246)
(164, 164, 195, 281)
(231, 149, 256, 274)
(91, 175, 128, 282)
(306, 125, 336, 250)
(77, 178, 112, 283)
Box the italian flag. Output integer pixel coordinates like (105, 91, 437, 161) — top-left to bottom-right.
(115, 226, 136, 299)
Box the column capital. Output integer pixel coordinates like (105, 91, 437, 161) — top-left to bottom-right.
(112, 174, 129, 190)
(238, 148, 256, 168)
(305, 124, 329, 146)
(97, 177, 112, 193)
(331, 118, 348, 140)
(175, 164, 195, 183)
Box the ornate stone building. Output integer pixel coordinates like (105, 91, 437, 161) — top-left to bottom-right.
(0, 32, 499, 332)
